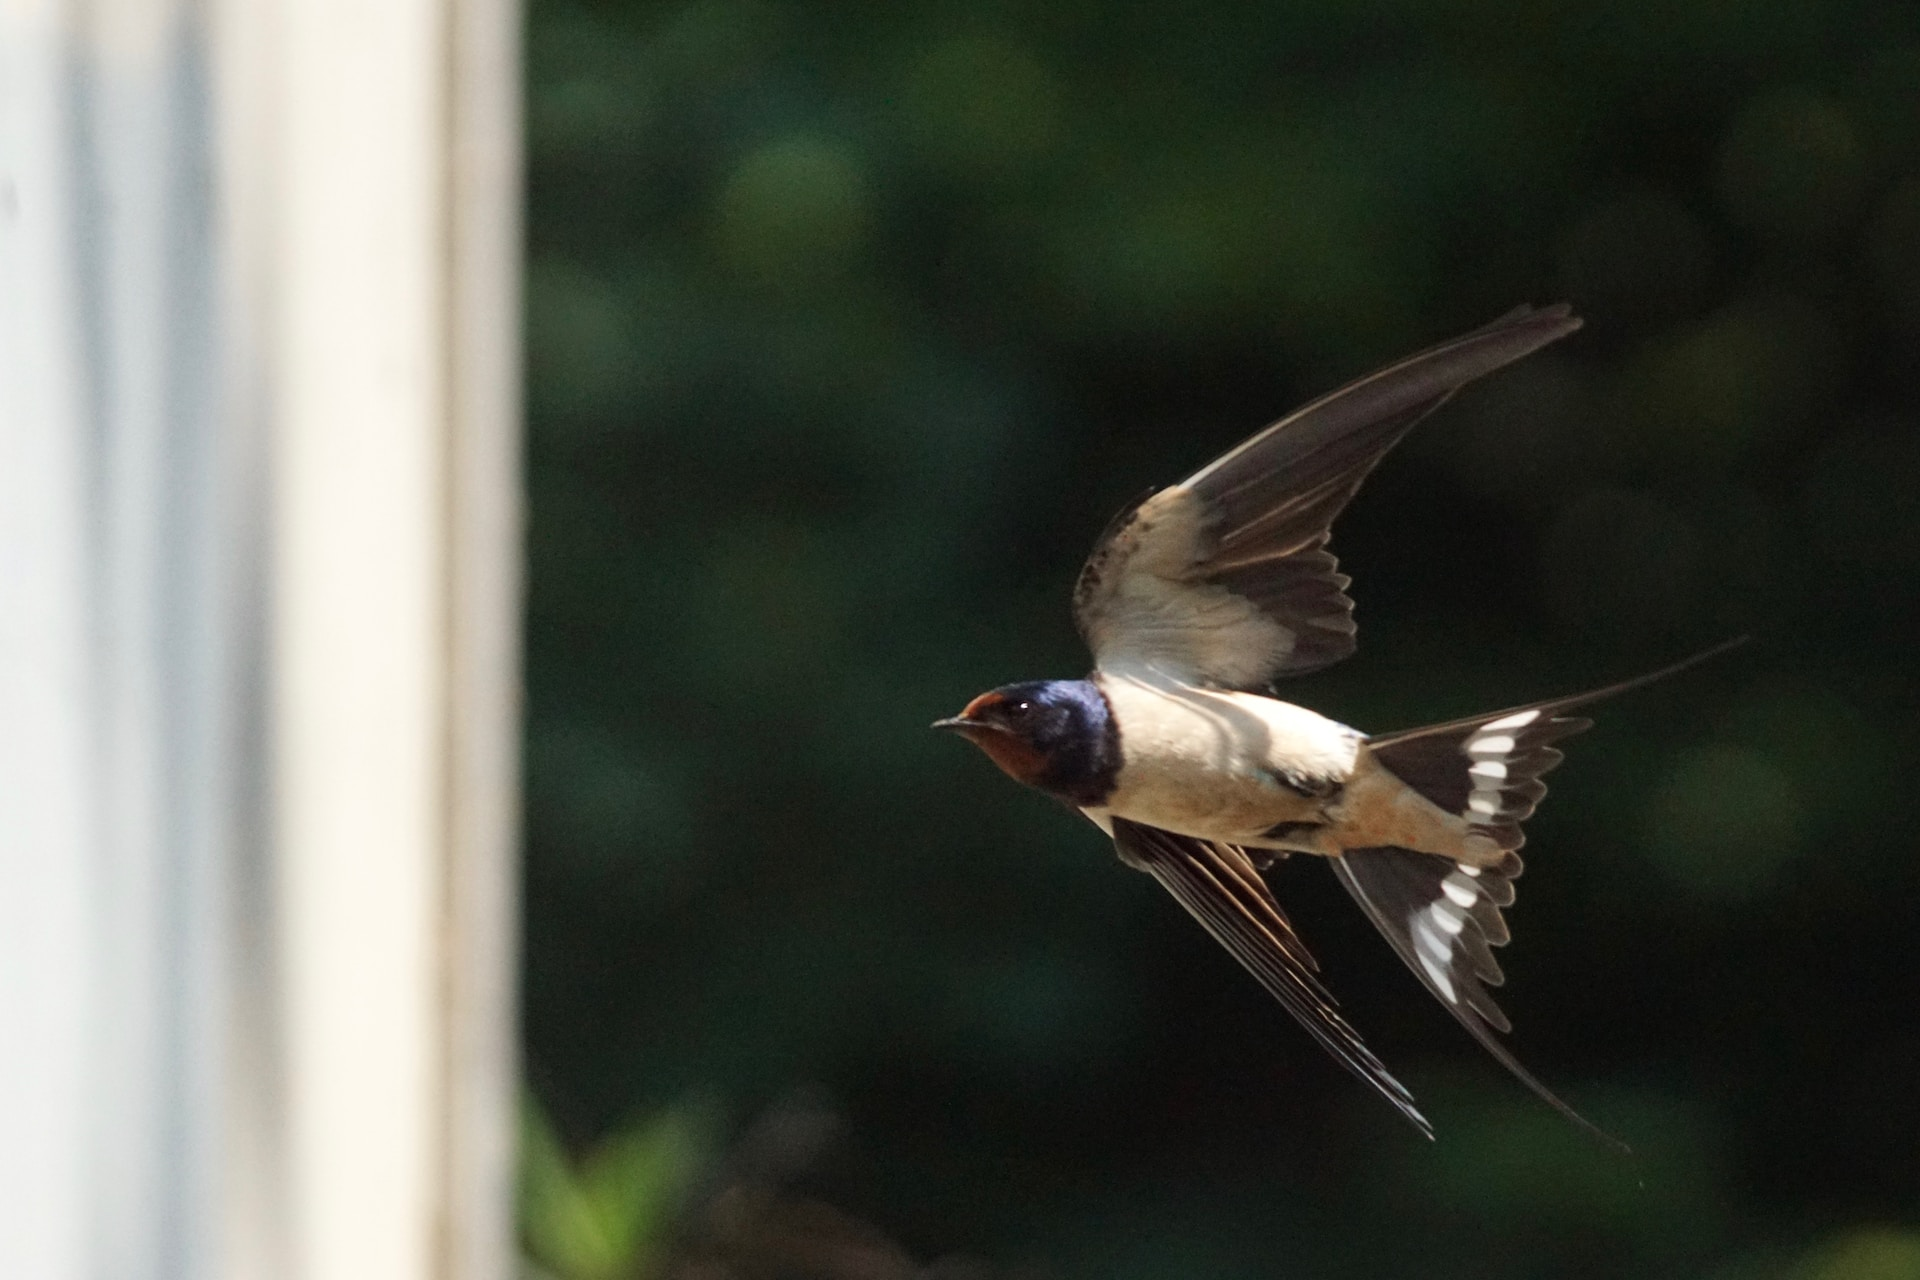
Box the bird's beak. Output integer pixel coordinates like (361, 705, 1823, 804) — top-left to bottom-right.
(933, 713, 1010, 735)
(935, 692, 1011, 734)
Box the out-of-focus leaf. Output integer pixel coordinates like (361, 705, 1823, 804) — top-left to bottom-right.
(1798, 1227, 1920, 1280)
(519, 1097, 710, 1280)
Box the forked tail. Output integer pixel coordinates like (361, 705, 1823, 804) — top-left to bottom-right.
(1368, 636, 1748, 855)
(1334, 637, 1748, 1148)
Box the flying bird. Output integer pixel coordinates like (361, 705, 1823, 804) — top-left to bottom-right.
(934, 304, 1735, 1142)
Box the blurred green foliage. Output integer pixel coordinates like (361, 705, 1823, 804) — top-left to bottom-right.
(521, 1097, 710, 1280)
(521, 0, 1920, 1275)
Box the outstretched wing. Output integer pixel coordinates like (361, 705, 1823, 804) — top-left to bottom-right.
(1111, 817, 1432, 1138)
(1073, 305, 1582, 690)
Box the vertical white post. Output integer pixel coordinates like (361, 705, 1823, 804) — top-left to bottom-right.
(0, 8, 94, 1279)
(234, 0, 524, 1271)
(2, 0, 230, 1273)
(269, 0, 454, 1262)
(0, 0, 521, 1270)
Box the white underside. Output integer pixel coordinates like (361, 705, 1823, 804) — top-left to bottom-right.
(1087, 668, 1360, 847)
(1084, 667, 1491, 862)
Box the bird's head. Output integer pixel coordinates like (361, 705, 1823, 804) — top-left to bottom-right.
(932, 679, 1118, 804)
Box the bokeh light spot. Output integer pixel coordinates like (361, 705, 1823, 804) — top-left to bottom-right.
(1719, 677, 1890, 843)
(527, 13, 653, 163)
(1800, 1227, 1920, 1280)
(712, 135, 873, 284)
(529, 74, 652, 163)
(526, 256, 640, 425)
(898, 35, 1063, 174)
(1403, 1083, 1724, 1247)
(653, 0, 782, 84)
(1644, 743, 1807, 902)
(1050, 191, 1246, 332)
(1716, 89, 1868, 241)
(1618, 295, 1836, 465)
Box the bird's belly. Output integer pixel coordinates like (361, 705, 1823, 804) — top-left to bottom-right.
(1091, 674, 1360, 845)
(1101, 764, 1320, 842)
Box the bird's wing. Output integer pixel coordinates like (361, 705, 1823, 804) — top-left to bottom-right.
(1327, 845, 1624, 1151)
(1073, 305, 1582, 690)
(1110, 817, 1432, 1138)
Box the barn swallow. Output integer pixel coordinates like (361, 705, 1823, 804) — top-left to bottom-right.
(936, 304, 1738, 1142)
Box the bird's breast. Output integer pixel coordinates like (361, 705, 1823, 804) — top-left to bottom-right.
(1091, 671, 1361, 845)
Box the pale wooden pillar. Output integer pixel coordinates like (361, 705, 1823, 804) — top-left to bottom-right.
(227, 0, 524, 1271)
(2, 0, 231, 1274)
(0, 0, 521, 1270)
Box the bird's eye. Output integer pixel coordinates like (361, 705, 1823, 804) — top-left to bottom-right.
(1008, 700, 1033, 718)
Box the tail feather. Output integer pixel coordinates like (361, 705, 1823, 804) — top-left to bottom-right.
(1367, 636, 1748, 850)
(1335, 638, 1747, 1149)
(1370, 707, 1587, 854)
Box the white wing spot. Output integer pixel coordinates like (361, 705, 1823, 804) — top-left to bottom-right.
(1483, 709, 1542, 731)
(1458, 864, 1482, 878)
(1430, 901, 1467, 935)
(1469, 734, 1516, 757)
(1469, 760, 1508, 781)
(1417, 950, 1458, 1002)
(1467, 794, 1500, 816)
(1442, 877, 1478, 907)
(1413, 917, 1452, 963)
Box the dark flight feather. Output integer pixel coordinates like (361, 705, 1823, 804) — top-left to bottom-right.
(1074, 306, 1582, 689)
(1111, 817, 1434, 1139)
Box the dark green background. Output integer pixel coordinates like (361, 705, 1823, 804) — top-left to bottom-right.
(520, 1, 1920, 1275)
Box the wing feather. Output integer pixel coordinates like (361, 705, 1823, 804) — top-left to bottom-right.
(1074, 306, 1582, 688)
(1112, 818, 1433, 1138)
